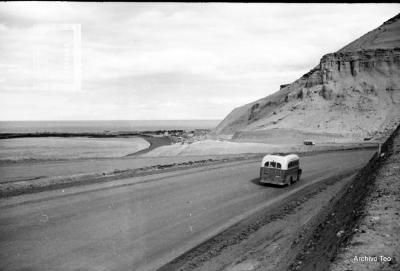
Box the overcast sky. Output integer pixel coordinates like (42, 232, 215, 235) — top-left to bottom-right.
(0, 3, 399, 121)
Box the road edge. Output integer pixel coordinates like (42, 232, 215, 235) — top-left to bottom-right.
(289, 124, 400, 271)
(155, 170, 360, 271)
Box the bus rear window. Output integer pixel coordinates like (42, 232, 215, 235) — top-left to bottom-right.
(264, 161, 283, 168)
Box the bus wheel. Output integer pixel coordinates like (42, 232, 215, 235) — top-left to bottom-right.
(297, 169, 302, 182)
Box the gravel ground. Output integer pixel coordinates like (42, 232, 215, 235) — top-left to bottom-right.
(329, 129, 400, 271)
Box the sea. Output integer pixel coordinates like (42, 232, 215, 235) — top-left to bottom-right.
(0, 120, 220, 162)
(0, 120, 220, 134)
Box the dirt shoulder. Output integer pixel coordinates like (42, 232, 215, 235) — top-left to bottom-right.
(329, 129, 400, 270)
(158, 170, 360, 271)
(289, 125, 400, 271)
(155, 145, 386, 270)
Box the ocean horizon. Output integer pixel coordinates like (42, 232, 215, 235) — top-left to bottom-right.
(0, 120, 221, 134)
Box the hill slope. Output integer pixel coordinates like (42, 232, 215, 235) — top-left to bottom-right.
(215, 14, 400, 143)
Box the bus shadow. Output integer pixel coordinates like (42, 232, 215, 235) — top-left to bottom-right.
(250, 178, 287, 188)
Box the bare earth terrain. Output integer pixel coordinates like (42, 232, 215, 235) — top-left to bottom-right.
(0, 149, 374, 271)
(0, 155, 239, 184)
(330, 128, 400, 271)
(214, 14, 400, 143)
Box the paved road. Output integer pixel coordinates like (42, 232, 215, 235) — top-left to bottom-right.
(0, 149, 375, 271)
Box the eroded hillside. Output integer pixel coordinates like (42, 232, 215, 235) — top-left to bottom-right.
(215, 14, 400, 143)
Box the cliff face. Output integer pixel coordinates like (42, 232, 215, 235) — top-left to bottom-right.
(215, 14, 400, 142)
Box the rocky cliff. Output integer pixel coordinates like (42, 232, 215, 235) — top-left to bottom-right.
(215, 14, 400, 143)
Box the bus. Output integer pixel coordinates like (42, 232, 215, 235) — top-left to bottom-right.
(259, 154, 302, 186)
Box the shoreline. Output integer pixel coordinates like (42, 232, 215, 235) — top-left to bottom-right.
(126, 135, 172, 156)
(0, 130, 182, 139)
(0, 131, 174, 157)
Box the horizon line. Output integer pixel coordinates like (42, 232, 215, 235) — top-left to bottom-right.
(0, 119, 222, 122)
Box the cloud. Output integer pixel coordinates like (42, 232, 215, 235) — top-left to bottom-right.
(0, 3, 399, 120)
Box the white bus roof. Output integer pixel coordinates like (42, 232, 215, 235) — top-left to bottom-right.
(261, 154, 299, 169)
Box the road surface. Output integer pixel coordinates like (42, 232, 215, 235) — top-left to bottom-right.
(0, 149, 374, 271)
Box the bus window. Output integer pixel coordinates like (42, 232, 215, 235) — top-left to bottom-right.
(271, 162, 276, 167)
(264, 162, 269, 167)
(277, 163, 281, 169)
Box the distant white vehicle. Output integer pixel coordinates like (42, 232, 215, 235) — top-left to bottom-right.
(259, 154, 302, 186)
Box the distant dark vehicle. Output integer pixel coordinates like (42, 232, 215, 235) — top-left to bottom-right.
(303, 140, 315, 145)
(259, 154, 302, 186)
(363, 137, 372, 141)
